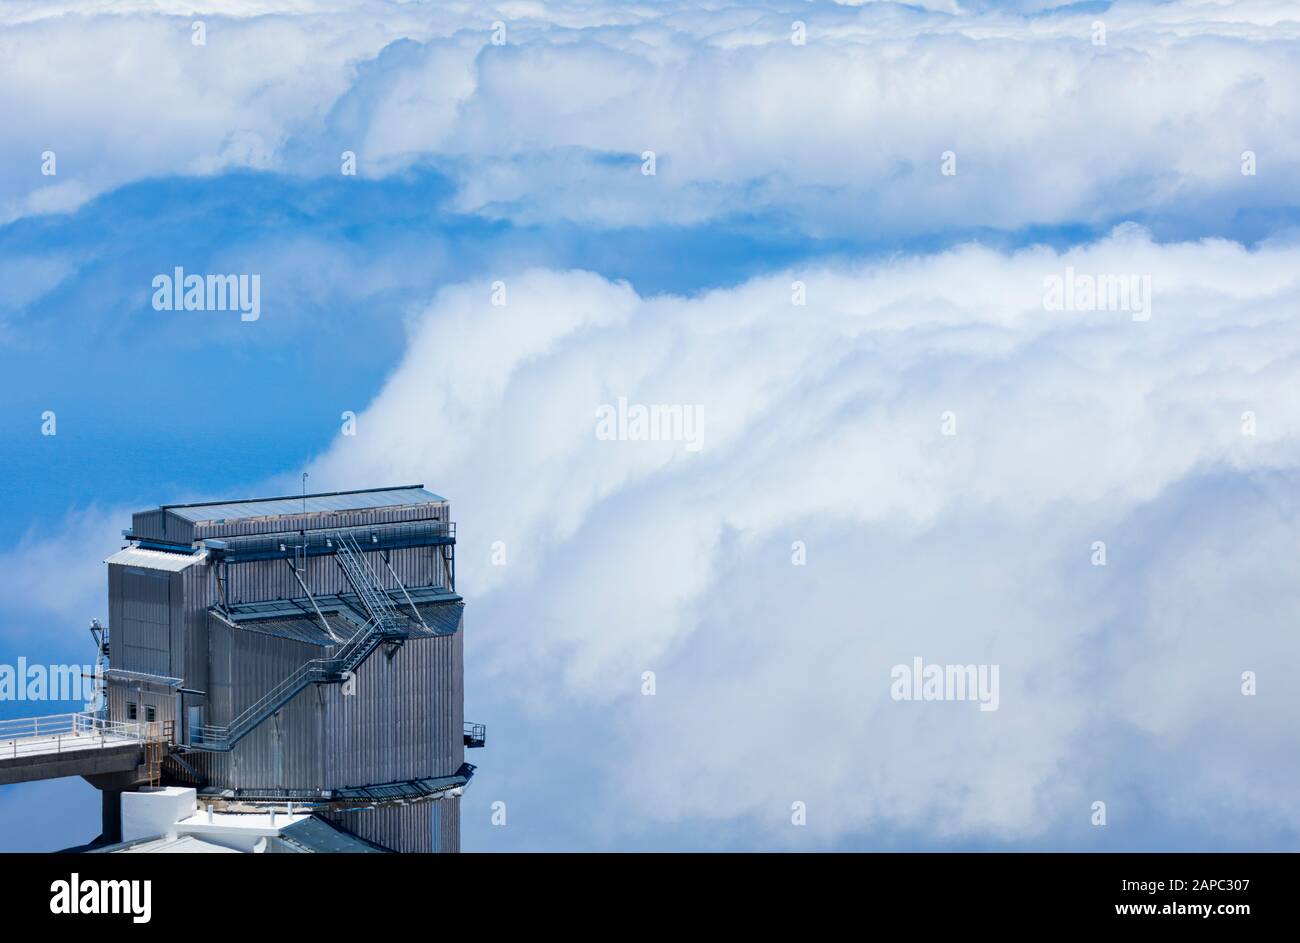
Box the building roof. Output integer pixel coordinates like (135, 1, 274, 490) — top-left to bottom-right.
(276, 816, 388, 853)
(104, 546, 205, 572)
(160, 485, 444, 524)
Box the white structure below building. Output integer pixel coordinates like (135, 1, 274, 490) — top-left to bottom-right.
(97, 786, 386, 853)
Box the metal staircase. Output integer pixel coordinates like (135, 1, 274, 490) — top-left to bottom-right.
(193, 532, 409, 753)
(333, 531, 406, 639)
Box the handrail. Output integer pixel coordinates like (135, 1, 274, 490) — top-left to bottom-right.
(1, 711, 149, 761)
(208, 520, 455, 564)
(463, 722, 486, 748)
(334, 532, 404, 633)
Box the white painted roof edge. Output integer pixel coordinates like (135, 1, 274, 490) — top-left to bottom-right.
(104, 546, 206, 572)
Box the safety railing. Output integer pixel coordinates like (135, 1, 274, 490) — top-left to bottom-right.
(334, 531, 406, 636)
(207, 520, 455, 563)
(0, 712, 148, 760)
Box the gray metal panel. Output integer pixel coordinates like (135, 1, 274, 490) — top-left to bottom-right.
(434, 797, 460, 854)
(323, 632, 462, 791)
(129, 509, 169, 542)
(327, 802, 434, 853)
(108, 557, 207, 726)
(168, 570, 185, 683)
(111, 564, 171, 676)
(181, 562, 210, 700)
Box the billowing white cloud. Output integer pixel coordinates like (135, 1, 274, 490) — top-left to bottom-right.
(0, 506, 125, 644)
(2, 0, 1298, 234)
(304, 227, 1300, 845)
(5, 0, 1300, 851)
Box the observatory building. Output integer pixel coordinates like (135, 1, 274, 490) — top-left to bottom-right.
(0, 485, 482, 854)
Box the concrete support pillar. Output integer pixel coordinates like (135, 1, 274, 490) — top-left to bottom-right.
(101, 789, 123, 845)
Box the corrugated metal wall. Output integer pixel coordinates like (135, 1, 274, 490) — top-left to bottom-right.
(222, 545, 450, 605)
(328, 802, 434, 854)
(189, 631, 462, 797)
(107, 681, 176, 730)
(109, 565, 172, 676)
(109, 561, 213, 738)
(129, 509, 168, 541)
(181, 564, 211, 698)
(433, 797, 460, 854)
(324, 632, 463, 789)
(190, 617, 327, 791)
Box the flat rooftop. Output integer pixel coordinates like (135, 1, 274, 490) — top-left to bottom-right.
(128, 485, 449, 543)
(161, 485, 445, 523)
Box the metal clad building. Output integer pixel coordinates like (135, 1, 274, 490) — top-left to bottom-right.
(101, 485, 478, 853)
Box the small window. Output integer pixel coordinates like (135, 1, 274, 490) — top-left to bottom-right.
(144, 705, 157, 723)
(126, 702, 138, 720)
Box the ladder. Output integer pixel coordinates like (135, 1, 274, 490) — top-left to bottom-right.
(143, 721, 174, 786)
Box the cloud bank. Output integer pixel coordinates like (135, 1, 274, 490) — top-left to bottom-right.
(3, 0, 1298, 237)
(4, 0, 1299, 852)
(302, 227, 1300, 846)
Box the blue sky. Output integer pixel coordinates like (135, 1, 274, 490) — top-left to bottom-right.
(2, 0, 1300, 851)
